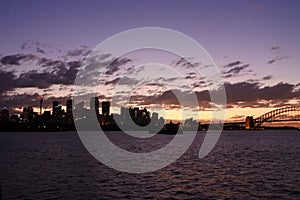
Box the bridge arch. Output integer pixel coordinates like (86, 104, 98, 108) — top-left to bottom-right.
(254, 106, 300, 127)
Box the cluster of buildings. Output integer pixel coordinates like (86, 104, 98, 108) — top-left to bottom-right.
(0, 97, 165, 132)
(73, 97, 165, 131)
(0, 99, 75, 131)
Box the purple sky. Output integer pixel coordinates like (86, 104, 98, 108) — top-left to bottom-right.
(0, 0, 300, 121)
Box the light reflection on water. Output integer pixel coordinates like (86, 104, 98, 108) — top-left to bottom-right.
(0, 131, 299, 199)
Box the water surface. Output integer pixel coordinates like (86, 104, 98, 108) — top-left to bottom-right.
(0, 131, 299, 199)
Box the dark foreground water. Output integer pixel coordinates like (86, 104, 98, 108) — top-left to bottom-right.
(0, 130, 299, 200)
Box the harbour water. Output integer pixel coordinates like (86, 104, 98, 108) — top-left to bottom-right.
(0, 130, 299, 199)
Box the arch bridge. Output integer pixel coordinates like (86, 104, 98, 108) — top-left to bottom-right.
(253, 106, 300, 127)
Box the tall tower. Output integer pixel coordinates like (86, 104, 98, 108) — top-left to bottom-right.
(39, 97, 43, 115)
(66, 99, 73, 115)
(90, 97, 99, 116)
(52, 101, 59, 115)
(102, 101, 110, 116)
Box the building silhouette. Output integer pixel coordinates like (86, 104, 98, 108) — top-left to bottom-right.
(0, 107, 9, 122)
(90, 97, 100, 117)
(151, 112, 159, 126)
(52, 101, 59, 115)
(128, 107, 150, 126)
(0, 98, 169, 132)
(22, 107, 34, 122)
(66, 99, 73, 115)
(39, 97, 43, 115)
(102, 101, 110, 117)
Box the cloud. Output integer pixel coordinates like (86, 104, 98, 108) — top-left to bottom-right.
(105, 57, 131, 75)
(222, 64, 250, 78)
(224, 82, 300, 106)
(0, 59, 81, 94)
(192, 81, 207, 88)
(0, 54, 36, 66)
(66, 47, 90, 57)
(104, 77, 139, 86)
(185, 75, 196, 79)
(0, 70, 15, 94)
(267, 56, 289, 64)
(223, 61, 242, 68)
(21, 41, 48, 52)
(262, 75, 273, 80)
(14, 60, 81, 89)
(145, 83, 164, 87)
(173, 57, 201, 69)
(225, 64, 249, 75)
(271, 46, 280, 50)
(0, 93, 41, 109)
(36, 47, 45, 54)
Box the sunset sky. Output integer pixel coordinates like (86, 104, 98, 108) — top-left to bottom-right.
(0, 0, 299, 122)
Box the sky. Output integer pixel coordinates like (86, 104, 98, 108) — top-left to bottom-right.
(0, 0, 300, 123)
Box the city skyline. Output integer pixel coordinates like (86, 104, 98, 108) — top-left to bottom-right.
(0, 0, 300, 123)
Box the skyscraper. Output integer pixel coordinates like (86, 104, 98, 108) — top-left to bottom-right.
(52, 101, 59, 115)
(90, 97, 99, 116)
(39, 97, 43, 115)
(102, 101, 110, 116)
(23, 107, 33, 122)
(151, 112, 159, 125)
(66, 99, 73, 115)
(0, 107, 9, 122)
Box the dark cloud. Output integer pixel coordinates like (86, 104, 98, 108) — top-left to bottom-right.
(173, 57, 201, 69)
(0, 70, 15, 94)
(0, 93, 41, 109)
(36, 47, 45, 54)
(246, 79, 259, 83)
(105, 58, 131, 75)
(225, 64, 249, 75)
(267, 56, 289, 64)
(0, 54, 35, 65)
(66, 47, 90, 57)
(271, 46, 280, 50)
(224, 82, 300, 105)
(37, 58, 65, 68)
(222, 64, 250, 78)
(15, 61, 81, 88)
(185, 75, 196, 79)
(21, 41, 52, 50)
(262, 75, 273, 80)
(0, 59, 81, 93)
(145, 83, 164, 87)
(192, 81, 207, 88)
(104, 77, 139, 86)
(223, 74, 233, 79)
(223, 61, 242, 68)
(105, 78, 120, 85)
